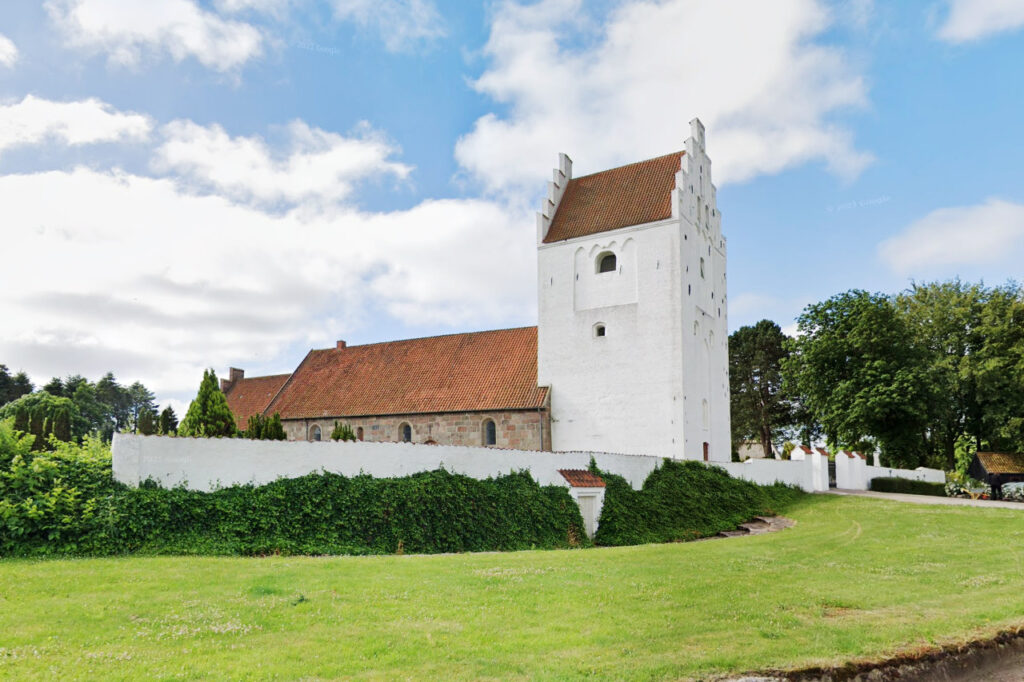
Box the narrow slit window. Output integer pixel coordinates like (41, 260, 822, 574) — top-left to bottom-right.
(484, 419, 497, 446)
(400, 423, 412, 442)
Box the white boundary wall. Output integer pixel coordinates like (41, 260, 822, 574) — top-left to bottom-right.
(835, 453, 944, 490)
(112, 435, 942, 494)
(113, 434, 828, 492)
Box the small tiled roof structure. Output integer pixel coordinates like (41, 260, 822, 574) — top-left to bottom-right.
(265, 327, 549, 419)
(969, 452, 1024, 498)
(558, 470, 606, 488)
(815, 447, 830, 458)
(542, 151, 684, 243)
(223, 373, 291, 431)
(971, 452, 1024, 476)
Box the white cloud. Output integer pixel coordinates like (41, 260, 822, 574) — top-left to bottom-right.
(330, 0, 446, 52)
(0, 33, 18, 68)
(0, 166, 534, 397)
(878, 198, 1024, 274)
(937, 0, 1024, 43)
(46, 0, 264, 71)
(456, 0, 871, 194)
(0, 95, 151, 157)
(153, 119, 412, 207)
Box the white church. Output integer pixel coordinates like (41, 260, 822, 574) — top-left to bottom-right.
(221, 118, 731, 462)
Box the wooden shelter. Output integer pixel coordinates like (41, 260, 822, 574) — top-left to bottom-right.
(968, 452, 1024, 499)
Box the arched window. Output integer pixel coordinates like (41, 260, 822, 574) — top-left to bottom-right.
(356, 426, 364, 441)
(594, 323, 606, 338)
(597, 252, 617, 273)
(483, 419, 497, 446)
(699, 257, 705, 279)
(400, 423, 412, 442)
(309, 424, 321, 442)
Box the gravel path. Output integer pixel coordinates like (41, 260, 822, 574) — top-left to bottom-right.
(825, 488, 1024, 510)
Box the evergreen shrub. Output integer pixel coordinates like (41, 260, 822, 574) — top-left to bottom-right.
(869, 477, 946, 497)
(592, 459, 805, 546)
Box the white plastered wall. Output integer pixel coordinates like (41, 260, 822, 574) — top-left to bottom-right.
(536, 119, 730, 461)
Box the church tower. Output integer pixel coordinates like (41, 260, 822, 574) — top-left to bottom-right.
(536, 119, 730, 461)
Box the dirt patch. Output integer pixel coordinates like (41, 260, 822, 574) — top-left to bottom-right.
(724, 627, 1024, 681)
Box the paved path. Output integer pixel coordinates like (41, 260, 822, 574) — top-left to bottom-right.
(826, 488, 1024, 510)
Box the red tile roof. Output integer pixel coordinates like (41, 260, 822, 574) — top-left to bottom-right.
(223, 374, 291, 431)
(542, 151, 684, 243)
(558, 469, 606, 488)
(266, 327, 549, 419)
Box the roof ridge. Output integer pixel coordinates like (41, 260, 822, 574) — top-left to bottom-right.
(312, 325, 539, 352)
(569, 150, 685, 181)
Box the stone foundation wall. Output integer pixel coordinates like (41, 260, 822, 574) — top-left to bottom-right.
(283, 410, 551, 452)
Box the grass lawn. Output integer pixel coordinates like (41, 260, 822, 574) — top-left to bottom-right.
(2, 494, 1024, 680)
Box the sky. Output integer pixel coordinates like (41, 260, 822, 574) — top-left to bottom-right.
(2, 0, 1024, 414)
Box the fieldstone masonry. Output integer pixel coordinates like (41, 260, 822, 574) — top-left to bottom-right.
(284, 409, 552, 451)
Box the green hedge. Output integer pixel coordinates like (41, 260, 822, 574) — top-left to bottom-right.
(593, 459, 805, 546)
(869, 476, 946, 497)
(0, 422, 585, 557)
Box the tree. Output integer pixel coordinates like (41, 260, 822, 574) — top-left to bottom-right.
(96, 373, 131, 437)
(784, 290, 931, 468)
(729, 320, 792, 458)
(0, 365, 33, 406)
(41, 376, 65, 397)
(331, 421, 357, 442)
(126, 381, 157, 433)
(137, 407, 158, 435)
(0, 392, 79, 450)
(244, 412, 286, 440)
(158, 406, 178, 435)
(178, 369, 237, 438)
(264, 413, 286, 440)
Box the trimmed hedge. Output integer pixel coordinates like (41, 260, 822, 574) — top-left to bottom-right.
(0, 424, 586, 557)
(869, 476, 946, 497)
(592, 459, 805, 546)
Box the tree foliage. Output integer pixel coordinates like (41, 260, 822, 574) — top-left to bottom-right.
(729, 320, 793, 458)
(158, 406, 178, 435)
(178, 370, 237, 438)
(784, 290, 931, 467)
(0, 392, 79, 450)
(137, 407, 158, 436)
(331, 422, 357, 441)
(783, 280, 1024, 468)
(243, 413, 286, 440)
(0, 365, 32, 407)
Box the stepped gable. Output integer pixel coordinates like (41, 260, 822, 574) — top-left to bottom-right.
(542, 151, 684, 243)
(223, 373, 291, 431)
(265, 326, 549, 419)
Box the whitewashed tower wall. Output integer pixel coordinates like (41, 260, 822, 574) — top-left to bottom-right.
(536, 118, 730, 461)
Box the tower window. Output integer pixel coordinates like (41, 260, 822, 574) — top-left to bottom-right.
(483, 419, 497, 446)
(597, 252, 617, 273)
(400, 423, 412, 442)
(309, 425, 321, 442)
(595, 324, 606, 338)
(699, 258, 705, 279)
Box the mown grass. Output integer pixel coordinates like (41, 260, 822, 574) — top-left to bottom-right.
(2, 494, 1024, 680)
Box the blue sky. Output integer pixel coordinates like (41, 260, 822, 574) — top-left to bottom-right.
(1, 0, 1023, 412)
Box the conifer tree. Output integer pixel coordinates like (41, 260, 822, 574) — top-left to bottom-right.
(246, 413, 265, 439)
(158, 406, 178, 435)
(263, 413, 286, 440)
(178, 370, 237, 438)
(137, 407, 158, 435)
